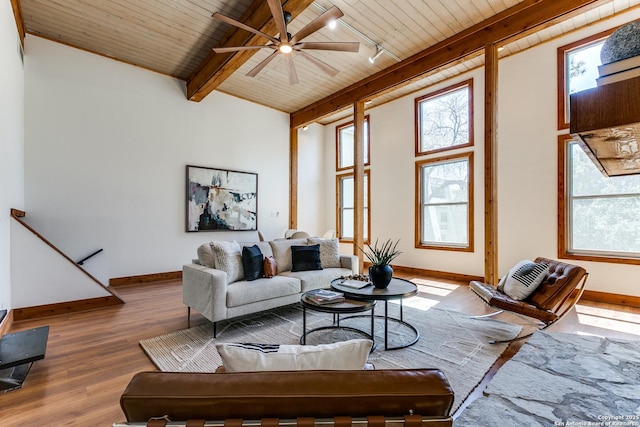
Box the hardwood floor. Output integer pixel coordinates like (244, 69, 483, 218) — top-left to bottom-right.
(1, 276, 638, 426)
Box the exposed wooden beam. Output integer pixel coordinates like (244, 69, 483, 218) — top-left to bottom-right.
(484, 43, 499, 285)
(289, 127, 299, 229)
(353, 100, 365, 273)
(290, 0, 607, 127)
(10, 0, 25, 45)
(187, 0, 314, 102)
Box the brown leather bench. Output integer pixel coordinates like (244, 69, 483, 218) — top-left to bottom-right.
(115, 369, 454, 427)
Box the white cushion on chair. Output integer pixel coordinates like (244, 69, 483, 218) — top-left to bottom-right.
(500, 260, 549, 300)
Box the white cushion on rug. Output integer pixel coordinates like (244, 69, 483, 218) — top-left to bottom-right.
(215, 339, 373, 372)
(499, 260, 549, 300)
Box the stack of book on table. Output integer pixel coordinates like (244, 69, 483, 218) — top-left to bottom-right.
(304, 289, 345, 305)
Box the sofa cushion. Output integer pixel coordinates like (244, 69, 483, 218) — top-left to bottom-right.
(215, 339, 373, 372)
(210, 240, 244, 283)
(241, 245, 264, 281)
(291, 244, 322, 272)
(269, 238, 307, 272)
(282, 267, 354, 292)
(307, 237, 341, 268)
(226, 276, 301, 307)
(197, 243, 216, 268)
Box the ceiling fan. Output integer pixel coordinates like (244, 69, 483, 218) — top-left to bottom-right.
(211, 0, 360, 84)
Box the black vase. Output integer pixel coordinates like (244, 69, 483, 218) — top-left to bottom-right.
(369, 265, 393, 289)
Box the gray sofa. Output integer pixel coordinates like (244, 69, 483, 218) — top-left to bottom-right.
(183, 237, 359, 335)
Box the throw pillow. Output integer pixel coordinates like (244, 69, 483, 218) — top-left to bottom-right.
(241, 245, 264, 281)
(307, 237, 341, 268)
(291, 244, 322, 272)
(196, 243, 216, 268)
(502, 260, 549, 300)
(263, 256, 277, 278)
(215, 339, 373, 372)
(210, 240, 244, 283)
(269, 238, 307, 272)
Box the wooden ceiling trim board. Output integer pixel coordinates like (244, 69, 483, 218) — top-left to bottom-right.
(290, 0, 608, 127)
(187, 0, 315, 102)
(10, 0, 25, 44)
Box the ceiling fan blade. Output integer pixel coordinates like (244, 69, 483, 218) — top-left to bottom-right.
(267, 0, 288, 41)
(213, 45, 275, 54)
(246, 51, 279, 77)
(212, 12, 279, 44)
(296, 50, 339, 77)
(290, 6, 344, 44)
(295, 42, 360, 52)
(285, 54, 299, 85)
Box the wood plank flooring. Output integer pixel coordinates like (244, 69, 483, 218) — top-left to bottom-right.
(1, 275, 638, 426)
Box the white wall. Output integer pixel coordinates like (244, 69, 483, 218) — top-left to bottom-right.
(323, 69, 486, 276)
(317, 10, 640, 297)
(499, 9, 640, 297)
(0, 1, 24, 313)
(11, 220, 110, 307)
(297, 123, 327, 236)
(23, 36, 291, 296)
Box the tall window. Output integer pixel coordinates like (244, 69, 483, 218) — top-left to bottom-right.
(337, 172, 370, 242)
(336, 116, 370, 170)
(416, 153, 473, 251)
(415, 79, 473, 155)
(557, 29, 615, 129)
(559, 135, 640, 264)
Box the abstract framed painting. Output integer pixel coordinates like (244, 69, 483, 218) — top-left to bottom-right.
(186, 165, 258, 232)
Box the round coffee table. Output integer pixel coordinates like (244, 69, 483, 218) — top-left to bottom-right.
(300, 293, 376, 346)
(331, 277, 419, 350)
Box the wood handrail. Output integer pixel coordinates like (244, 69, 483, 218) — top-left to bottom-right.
(10, 209, 124, 303)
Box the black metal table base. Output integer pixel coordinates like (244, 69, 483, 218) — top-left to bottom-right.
(0, 364, 33, 393)
(340, 298, 420, 350)
(342, 314, 419, 350)
(301, 304, 375, 346)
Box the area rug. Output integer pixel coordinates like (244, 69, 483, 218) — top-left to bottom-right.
(140, 304, 521, 412)
(454, 331, 640, 426)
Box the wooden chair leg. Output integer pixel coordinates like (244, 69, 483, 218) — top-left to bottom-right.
(187, 307, 191, 328)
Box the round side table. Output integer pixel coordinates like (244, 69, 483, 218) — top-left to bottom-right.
(300, 293, 376, 346)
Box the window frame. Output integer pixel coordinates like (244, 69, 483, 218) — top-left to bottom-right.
(558, 134, 640, 265)
(335, 115, 371, 172)
(415, 79, 474, 156)
(336, 171, 371, 244)
(415, 151, 474, 252)
(556, 28, 616, 130)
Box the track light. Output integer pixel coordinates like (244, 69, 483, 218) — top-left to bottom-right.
(368, 46, 384, 64)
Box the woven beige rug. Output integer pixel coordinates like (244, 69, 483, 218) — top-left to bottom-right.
(140, 304, 521, 412)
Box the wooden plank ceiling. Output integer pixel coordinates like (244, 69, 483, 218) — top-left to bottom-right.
(19, 0, 640, 122)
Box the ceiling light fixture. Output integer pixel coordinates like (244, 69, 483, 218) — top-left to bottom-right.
(311, 2, 401, 63)
(328, 19, 337, 30)
(369, 46, 384, 64)
(279, 44, 293, 54)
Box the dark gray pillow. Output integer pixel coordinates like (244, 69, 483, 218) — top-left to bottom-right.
(291, 244, 322, 272)
(242, 245, 264, 281)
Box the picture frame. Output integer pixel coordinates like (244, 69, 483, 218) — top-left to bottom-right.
(186, 165, 258, 232)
